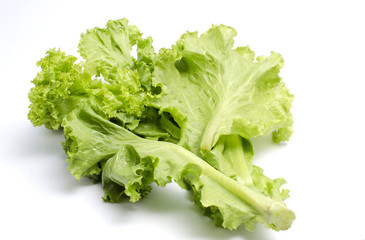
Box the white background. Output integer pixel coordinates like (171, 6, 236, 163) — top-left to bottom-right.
(1, 0, 364, 239)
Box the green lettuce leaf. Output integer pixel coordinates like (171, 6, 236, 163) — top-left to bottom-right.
(61, 100, 295, 231)
(149, 25, 294, 195)
(78, 18, 141, 78)
(27, 48, 147, 130)
(151, 25, 294, 156)
(78, 19, 156, 90)
(28, 48, 92, 129)
(28, 19, 157, 130)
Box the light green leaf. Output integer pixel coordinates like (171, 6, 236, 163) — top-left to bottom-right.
(78, 19, 142, 79)
(151, 25, 293, 155)
(102, 145, 155, 203)
(28, 48, 92, 130)
(29, 20, 156, 130)
(62, 100, 295, 231)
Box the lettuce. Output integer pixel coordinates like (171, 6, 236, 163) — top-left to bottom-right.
(28, 19, 155, 130)
(63, 100, 294, 231)
(28, 19, 295, 232)
(152, 26, 293, 155)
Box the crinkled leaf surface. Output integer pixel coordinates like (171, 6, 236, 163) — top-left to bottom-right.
(62, 100, 295, 231)
(78, 19, 141, 77)
(28, 19, 156, 129)
(28, 48, 92, 129)
(151, 25, 293, 156)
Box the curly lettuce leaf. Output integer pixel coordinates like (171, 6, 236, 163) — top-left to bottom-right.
(28, 49, 146, 129)
(28, 48, 92, 129)
(61, 100, 295, 231)
(28, 19, 157, 130)
(78, 19, 156, 89)
(78, 19, 141, 77)
(151, 25, 294, 156)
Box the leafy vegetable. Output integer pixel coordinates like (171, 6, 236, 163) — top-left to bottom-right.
(28, 19, 295, 232)
(152, 26, 293, 155)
